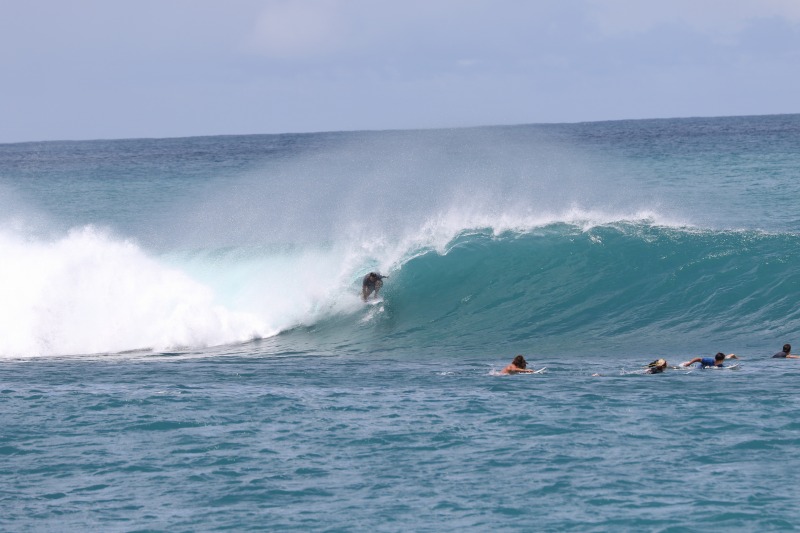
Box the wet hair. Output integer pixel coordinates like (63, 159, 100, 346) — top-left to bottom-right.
(784, 344, 792, 354)
(714, 352, 726, 361)
(512, 355, 527, 369)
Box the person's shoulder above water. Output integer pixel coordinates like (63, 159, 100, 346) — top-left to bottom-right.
(500, 354, 534, 374)
(772, 343, 800, 359)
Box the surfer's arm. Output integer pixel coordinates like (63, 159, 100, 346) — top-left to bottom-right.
(680, 358, 701, 367)
(787, 354, 800, 359)
(725, 353, 738, 359)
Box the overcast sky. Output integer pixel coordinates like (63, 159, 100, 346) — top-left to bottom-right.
(2, 0, 799, 143)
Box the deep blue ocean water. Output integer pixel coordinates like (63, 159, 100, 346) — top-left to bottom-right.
(2, 115, 800, 531)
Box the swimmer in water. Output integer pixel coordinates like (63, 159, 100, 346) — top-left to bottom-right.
(772, 343, 800, 359)
(500, 355, 534, 374)
(645, 358, 668, 374)
(593, 358, 669, 377)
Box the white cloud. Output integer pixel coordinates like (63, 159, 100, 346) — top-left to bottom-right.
(248, 0, 346, 58)
(587, 0, 800, 38)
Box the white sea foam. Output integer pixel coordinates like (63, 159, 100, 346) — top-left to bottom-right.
(0, 226, 265, 358)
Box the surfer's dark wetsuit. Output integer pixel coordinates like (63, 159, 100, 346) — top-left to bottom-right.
(362, 272, 386, 301)
(772, 344, 797, 358)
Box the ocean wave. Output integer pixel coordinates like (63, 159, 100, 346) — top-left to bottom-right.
(3, 216, 799, 358)
(302, 220, 800, 356)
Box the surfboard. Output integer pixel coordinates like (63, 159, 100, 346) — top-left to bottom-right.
(490, 366, 546, 376)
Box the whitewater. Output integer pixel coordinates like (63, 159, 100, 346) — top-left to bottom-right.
(3, 115, 800, 531)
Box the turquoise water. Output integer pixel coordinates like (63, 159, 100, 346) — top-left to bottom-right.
(4, 355, 800, 531)
(2, 115, 800, 531)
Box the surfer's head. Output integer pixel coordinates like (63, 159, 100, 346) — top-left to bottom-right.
(714, 352, 726, 362)
(512, 355, 527, 369)
(648, 358, 667, 370)
(784, 344, 792, 354)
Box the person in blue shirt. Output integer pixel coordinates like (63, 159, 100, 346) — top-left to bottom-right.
(772, 343, 800, 359)
(681, 352, 736, 368)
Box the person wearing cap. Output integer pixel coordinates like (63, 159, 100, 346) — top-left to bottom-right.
(500, 355, 534, 374)
(645, 359, 668, 374)
(681, 352, 735, 368)
(772, 343, 800, 359)
(362, 272, 387, 301)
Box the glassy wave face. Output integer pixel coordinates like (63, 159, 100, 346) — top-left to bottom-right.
(1, 115, 799, 358)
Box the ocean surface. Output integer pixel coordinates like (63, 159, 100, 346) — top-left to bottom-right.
(2, 114, 800, 531)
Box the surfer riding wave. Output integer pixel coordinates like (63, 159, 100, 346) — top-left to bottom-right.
(362, 272, 387, 301)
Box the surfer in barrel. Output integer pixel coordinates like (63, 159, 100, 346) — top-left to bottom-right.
(362, 272, 387, 301)
(500, 355, 534, 374)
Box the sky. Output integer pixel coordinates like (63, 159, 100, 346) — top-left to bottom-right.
(1, 0, 799, 143)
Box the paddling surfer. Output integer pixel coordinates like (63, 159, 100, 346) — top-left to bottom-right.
(772, 343, 800, 359)
(645, 358, 668, 374)
(681, 352, 735, 368)
(500, 355, 534, 374)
